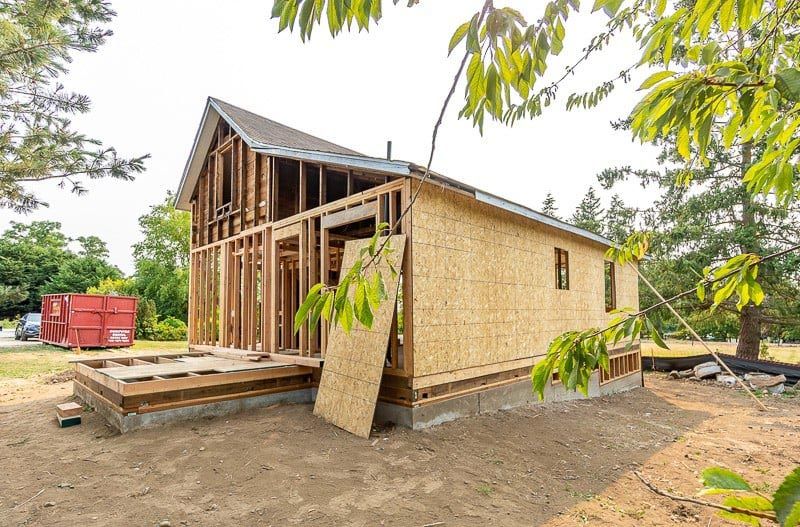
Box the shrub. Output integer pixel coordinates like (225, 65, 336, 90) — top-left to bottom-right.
(136, 298, 158, 340)
(152, 316, 187, 341)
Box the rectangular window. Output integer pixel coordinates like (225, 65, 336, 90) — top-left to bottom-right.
(554, 248, 569, 290)
(605, 261, 616, 312)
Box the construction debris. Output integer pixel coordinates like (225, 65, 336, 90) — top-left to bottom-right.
(745, 373, 787, 393)
(667, 367, 790, 395)
(56, 402, 82, 428)
(693, 361, 722, 379)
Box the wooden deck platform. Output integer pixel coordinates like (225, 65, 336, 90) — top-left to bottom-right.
(71, 352, 315, 429)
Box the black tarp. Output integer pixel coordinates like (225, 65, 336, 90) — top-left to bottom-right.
(642, 353, 800, 385)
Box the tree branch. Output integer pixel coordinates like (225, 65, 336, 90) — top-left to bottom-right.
(634, 471, 776, 521)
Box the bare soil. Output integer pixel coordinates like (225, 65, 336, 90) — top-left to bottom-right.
(1, 373, 798, 527)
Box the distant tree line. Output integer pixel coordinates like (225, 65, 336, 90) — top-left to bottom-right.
(0, 193, 190, 341)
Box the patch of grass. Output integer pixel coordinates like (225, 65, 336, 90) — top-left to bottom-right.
(0, 350, 72, 378)
(476, 484, 494, 496)
(0, 340, 188, 380)
(131, 340, 188, 352)
(642, 339, 800, 364)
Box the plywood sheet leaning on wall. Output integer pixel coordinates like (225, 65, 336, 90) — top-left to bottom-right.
(314, 234, 406, 438)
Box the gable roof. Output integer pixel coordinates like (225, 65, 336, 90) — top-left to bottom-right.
(211, 98, 363, 157)
(174, 97, 410, 210)
(175, 98, 613, 248)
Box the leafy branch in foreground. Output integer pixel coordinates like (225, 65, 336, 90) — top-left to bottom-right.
(637, 466, 800, 526)
(294, 224, 397, 334)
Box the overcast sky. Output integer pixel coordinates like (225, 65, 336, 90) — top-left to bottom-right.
(0, 0, 662, 274)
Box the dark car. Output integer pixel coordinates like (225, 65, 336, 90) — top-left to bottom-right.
(14, 313, 41, 341)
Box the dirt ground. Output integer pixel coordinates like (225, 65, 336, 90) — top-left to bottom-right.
(1, 373, 798, 527)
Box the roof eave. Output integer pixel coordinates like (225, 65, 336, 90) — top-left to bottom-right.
(251, 146, 410, 176)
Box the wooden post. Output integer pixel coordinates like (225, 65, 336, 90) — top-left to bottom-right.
(261, 229, 271, 353)
(188, 252, 196, 344)
(299, 220, 308, 355)
(299, 160, 306, 213)
(270, 234, 280, 354)
(401, 178, 414, 377)
(219, 242, 229, 347)
(308, 218, 318, 355)
(250, 234, 259, 350)
(210, 246, 218, 346)
(320, 225, 329, 358)
(242, 235, 251, 350)
(319, 165, 325, 206)
(271, 158, 279, 222)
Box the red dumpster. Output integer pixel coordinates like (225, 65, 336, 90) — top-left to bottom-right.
(40, 294, 138, 349)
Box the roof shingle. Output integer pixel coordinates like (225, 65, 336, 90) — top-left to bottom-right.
(211, 97, 363, 157)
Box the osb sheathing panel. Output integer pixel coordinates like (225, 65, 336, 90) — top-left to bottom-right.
(314, 234, 406, 438)
(411, 186, 639, 377)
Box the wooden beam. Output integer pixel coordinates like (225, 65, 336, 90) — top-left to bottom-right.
(320, 201, 378, 229)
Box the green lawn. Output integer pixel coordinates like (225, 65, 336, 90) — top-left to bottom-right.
(641, 339, 800, 364)
(0, 340, 189, 379)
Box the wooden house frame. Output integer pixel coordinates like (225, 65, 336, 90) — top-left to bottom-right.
(73, 98, 641, 432)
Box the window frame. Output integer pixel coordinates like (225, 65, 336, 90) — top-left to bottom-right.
(554, 247, 569, 290)
(604, 260, 617, 312)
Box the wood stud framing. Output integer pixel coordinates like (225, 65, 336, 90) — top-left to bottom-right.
(189, 128, 410, 373)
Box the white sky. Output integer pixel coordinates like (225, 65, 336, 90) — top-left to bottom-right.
(0, 0, 662, 274)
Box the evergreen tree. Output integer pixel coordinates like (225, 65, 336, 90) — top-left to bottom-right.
(541, 192, 559, 219)
(570, 187, 604, 235)
(600, 125, 800, 358)
(0, 0, 147, 212)
(603, 194, 636, 243)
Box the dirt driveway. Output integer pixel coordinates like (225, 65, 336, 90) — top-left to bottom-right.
(1, 374, 798, 526)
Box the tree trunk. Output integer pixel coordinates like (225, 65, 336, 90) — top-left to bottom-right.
(735, 140, 762, 359)
(736, 305, 762, 359)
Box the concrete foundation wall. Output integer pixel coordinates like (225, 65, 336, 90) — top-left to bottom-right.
(76, 370, 641, 433)
(74, 381, 314, 433)
(374, 371, 643, 430)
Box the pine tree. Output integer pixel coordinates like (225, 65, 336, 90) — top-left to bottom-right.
(570, 187, 604, 235)
(541, 192, 559, 219)
(603, 194, 635, 243)
(0, 0, 147, 213)
(600, 124, 800, 359)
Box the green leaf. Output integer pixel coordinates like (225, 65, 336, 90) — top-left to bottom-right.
(773, 467, 800, 526)
(448, 21, 470, 55)
(702, 467, 752, 492)
(368, 271, 386, 309)
(649, 323, 669, 349)
(531, 359, 553, 400)
(339, 298, 354, 333)
(294, 283, 324, 333)
(638, 71, 676, 90)
(775, 69, 800, 102)
(784, 501, 800, 527)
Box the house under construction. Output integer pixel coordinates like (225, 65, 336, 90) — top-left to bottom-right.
(72, 98, 641, 434)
